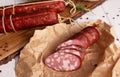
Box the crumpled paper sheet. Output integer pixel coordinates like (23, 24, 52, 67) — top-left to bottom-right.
(16, 20, 120, 77)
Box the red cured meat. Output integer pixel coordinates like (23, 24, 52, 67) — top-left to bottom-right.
(45, 52, 81, 72)
(56, 26, 99, 50)
(58, 48, 85, 61)
(45, 26, 100, 72)
(0, 11, 58, 33)
(57, 45, 86, 61)
(0, 1, 66, 16)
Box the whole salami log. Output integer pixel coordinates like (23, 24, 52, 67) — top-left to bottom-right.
(0, 1, 66, 16)
(45, 26, 100, 72)
(0, 11, 58, 33)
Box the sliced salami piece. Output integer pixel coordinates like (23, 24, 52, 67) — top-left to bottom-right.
(56, 40, 86, 51)
(58, 48, 85, 61)
(45, 52, 81, 71)
(45, 26, 100, 72)
(58, 49, 81, 57)
(56, 40, 74, 50)
(56, 44, 86, 61)
(56, 35, 89, 50)
(56, 43, 79, 51)
(56, 26, 99, 50)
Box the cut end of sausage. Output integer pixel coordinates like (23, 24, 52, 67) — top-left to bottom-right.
(45, 52, 81, 72)
(58, 48, 85, 61)
(44, 26, 100, 72)
(56, 43, 86, 61)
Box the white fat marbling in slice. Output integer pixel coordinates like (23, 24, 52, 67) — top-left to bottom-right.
(46, 58, 50, 63)
(62, 60, 70, 70)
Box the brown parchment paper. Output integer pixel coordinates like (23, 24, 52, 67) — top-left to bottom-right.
(15, 20, 120, 77)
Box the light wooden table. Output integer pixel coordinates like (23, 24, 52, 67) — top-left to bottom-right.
(0, 0, 120, 77)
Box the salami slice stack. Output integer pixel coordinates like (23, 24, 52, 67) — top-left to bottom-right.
(45, 52, 81, 71)
(45, 26, 100, 72)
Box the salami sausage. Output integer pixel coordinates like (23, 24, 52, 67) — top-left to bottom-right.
(0, 1, 66, 16)
(45, 52, 81, 71)
(45, 26, 100, 72)
(56, 26, 100, 50)
(0, 11, 58, 33)
(80, 26, 100, 47)
(58, 48, 85, 61)
(56, 45, 86, 60)
(55, 26, 99, 61)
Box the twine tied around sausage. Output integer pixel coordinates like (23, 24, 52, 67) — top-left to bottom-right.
(0, 1, 17, 34)
(58, 14, 84, 29)
(0, 0, 77, 34)
(64, 0, 76, 15)
(0, 0, 66, 34)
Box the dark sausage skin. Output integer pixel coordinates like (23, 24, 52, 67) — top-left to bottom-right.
(0, 1, 66, 16)
(0, 11, 58, 33)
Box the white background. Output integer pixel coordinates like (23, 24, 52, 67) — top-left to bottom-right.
(0, 0, 120, 77)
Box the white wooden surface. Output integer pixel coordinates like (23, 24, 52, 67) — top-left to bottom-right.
(0, 0, 120, 77)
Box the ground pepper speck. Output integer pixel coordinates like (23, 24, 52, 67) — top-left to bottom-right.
(116, 38, 119, 41)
